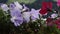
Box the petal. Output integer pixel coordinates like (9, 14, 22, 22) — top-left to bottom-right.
(22, 12, 30, 23)
(11, 17, 23, 26)
(31, 8, 40, 21)
(1, 4, 9, 11)
(51, 13, 58, 18)
(14, 1, 23, 9)
(10, 3, 16, 9)
(10, 8, 22, 17)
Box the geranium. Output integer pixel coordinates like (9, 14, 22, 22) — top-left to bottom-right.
(39, 8, 48, 15)
(39, 2, 52, 15)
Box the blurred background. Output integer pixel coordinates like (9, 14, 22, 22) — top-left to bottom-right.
(0, 0, 58, 9)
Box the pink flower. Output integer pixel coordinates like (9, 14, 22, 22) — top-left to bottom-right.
(55, 19, 60, 25)
(57, 0, 60, 6)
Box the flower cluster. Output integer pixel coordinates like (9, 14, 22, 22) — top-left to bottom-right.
(0, 1, 40, 26)
(0, 1, 60, 29)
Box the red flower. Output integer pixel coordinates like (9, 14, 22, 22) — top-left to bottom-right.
(55, 18, 60, 29)
(39, 8, 48, 15)
(39, 2, 52, 15)
(42, 2, 52, 9)
(46, 18, 53, 23)
(55, 18, 60, 25)
(46, 18, 53, 26)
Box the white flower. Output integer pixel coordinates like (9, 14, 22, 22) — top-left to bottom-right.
(51, 13, 58, 18)
(41, 18, 47, 21)
(14, 1, 23, 9)
(1, 4, 9, 11)
(30, 8, 40, 21)
(22, 12, 30, 23)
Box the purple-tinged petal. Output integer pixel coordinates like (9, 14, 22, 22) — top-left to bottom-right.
(14, 1, 23, 9)
(22, 12, 30, 23)
(51, 13, 58, 18)
(11, 17, 23, 26)
(1, 4, 9, 11)
(30, 8, 40, 21)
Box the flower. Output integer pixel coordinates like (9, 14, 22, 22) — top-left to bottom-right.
(10, 5, 23, 26)
(14, 1, 23, 9)
(42, 2, 52, 9)
(22, 12, 30, 23)
(10, 8, 22, 17)
(51, 13, 58, 18)
(39, 8, 48, 15)
(41, 18, 47, 21)
(30, 8, 40, 21)
(22, 4, 30, 23)
(46, 18, 53, 23)
(39, 2, 52, 15)
(46, 18, 53, 26)
(57, 2, 60, 7)
(11, 16, 23, 26)
(22, 4, 29, 12)
(57, 0, 60, 6)
(1, 4, 9, 11)
(10, 3, 16, 9)
(55, 18, 60, 29)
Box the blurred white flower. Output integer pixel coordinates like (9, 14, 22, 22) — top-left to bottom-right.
(14, 1, 23, 9)
(1, 4, 9, 11)
(22, 12, 30, 23)
(41, 18, 47, 21)
(30, 8, 40, 21)
(51, 13, 58, 18)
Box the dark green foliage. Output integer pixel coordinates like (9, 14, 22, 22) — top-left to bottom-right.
(0, 0, 8, 3)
